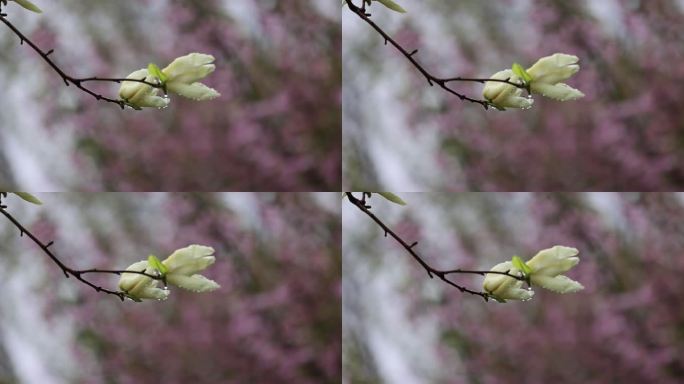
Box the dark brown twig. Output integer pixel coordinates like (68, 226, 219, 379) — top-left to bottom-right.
(0, 7, 161, 109)
(344, 0, 525, 109)
(0, 193, 162, 301)
(345, 192, 523, 301)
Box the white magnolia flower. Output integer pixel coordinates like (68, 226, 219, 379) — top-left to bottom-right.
(118, 260, 169, 301)
(483, 261, 534, 301)
(526, 245, 584, 294)
(11, 0, 42, 13)
(483, 69, 533, 110)
(162, 245, 220, 292)
(484, 245, 583, 301)
(118, 68, 169, 109)
(527, 53, 585, 101)
(162, 53, 220, 101)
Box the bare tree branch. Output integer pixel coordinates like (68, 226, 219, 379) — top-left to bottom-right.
(344, 0, 525, 109)
(0, 5, 162, 109)
(345, 192, 523, 301)
(0, 193, 162, 301)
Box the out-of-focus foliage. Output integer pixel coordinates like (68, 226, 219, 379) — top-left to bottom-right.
(0, 193, 341, 384)
(0, 0, 340, 191)
(343, 193, 684, 383)
(343, 0, 684, 190)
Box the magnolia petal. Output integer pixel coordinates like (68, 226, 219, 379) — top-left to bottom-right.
(375, 0, 407, 13)
(12, 0, 42, 13)
(527, 246, 580, 276)
(139, 94, 170, 108)
(483, 69, 516, 101)
(118, 69, 149, 100)
(503, 93, 534, 109)
(124, 279, 168, 301)
(159, 53, 218, 102)
(119, 69, 168, 108)
(123, 92, 168, 109)
(166, 82, 220, 101)
(118, 260, 169, 301)
(527, 53, 580, 85)
(167, 274, 220, 292)
(532, 275, 584, 294)
(162, 245, 215, 275)
(486, 278, 534, 301)
(483, 261, 532, 301)
(483, 69, 532, 110)
(501, 285, 535, 301)
(11, 192, 43, 205)
(137, 286, 170, 300)
(483, 261, 515, 294)
(118, 260, 151, 292)
(162, 53, 216, 84)
(532, 83, 585, 101)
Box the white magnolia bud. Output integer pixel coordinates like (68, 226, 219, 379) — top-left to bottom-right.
(118, 69, 169, 109)
(527, 53, 584, 101)
(11, 0, 42, 13)
(483, 69, 533, 110)
(483, 261, 534, 301)
(162, 53, 220, 101)
(118, 260, 169, 301)
(527, 245, 584, 293)
(162, 245, 220, 292)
